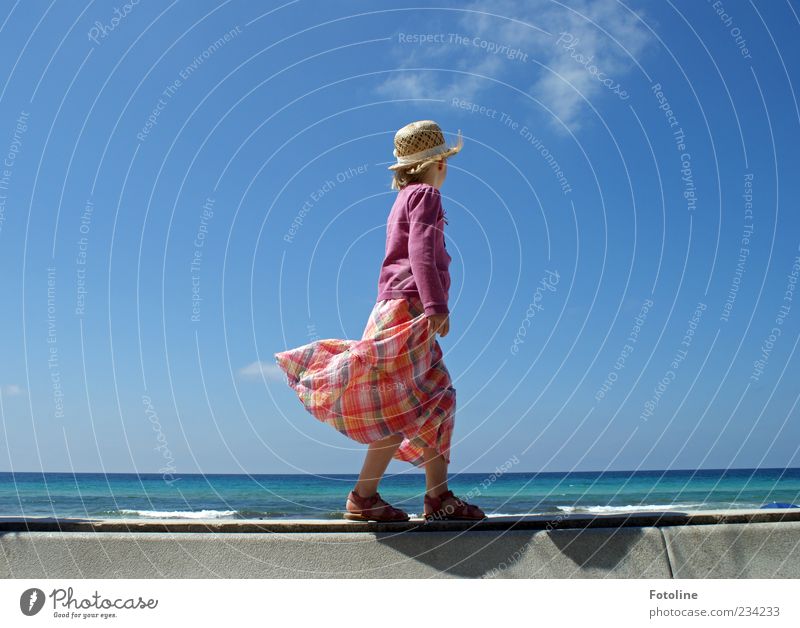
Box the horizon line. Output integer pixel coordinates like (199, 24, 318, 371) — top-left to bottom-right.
(1, 466, 798, 476)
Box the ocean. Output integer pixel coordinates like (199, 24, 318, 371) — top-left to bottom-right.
(1, 468, 798, 520)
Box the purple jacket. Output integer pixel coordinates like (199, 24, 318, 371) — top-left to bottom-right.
(376, 182, 452, 316)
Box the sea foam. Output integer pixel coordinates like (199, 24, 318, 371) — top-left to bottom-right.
(117, 509, 238, 519)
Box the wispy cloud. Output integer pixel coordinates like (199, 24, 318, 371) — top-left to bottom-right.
(1, 384, 25, 397)
(377, 0, 654, 132)
(238, 361, 285, 381)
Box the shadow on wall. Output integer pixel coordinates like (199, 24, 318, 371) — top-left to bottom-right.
(376, 524, 661, 578)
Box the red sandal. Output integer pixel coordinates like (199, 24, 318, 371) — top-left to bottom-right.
(344, 490, 410, 522)
(424, 489, 486, 521)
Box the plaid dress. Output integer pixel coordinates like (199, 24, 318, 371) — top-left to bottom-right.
(273, 295, 455, 467)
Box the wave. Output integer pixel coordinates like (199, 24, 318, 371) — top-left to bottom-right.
(555, 503, 710, 513)
(103, 502, 763, 520)
(116, 509, 238, 519)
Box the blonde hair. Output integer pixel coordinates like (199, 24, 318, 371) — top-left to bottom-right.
(390, 156, 444, 190)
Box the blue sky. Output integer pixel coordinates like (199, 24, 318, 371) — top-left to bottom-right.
(0, 0, 799, 475)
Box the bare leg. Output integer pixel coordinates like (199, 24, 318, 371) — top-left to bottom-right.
(422, 447, 449, 497)
(421, 447, 484, 519)
(353, 433, 404, 497)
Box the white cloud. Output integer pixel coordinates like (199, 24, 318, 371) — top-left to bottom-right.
(1, 384, 25, 397)
(377, 0, 654, 133)
(238, 361, 285, 381)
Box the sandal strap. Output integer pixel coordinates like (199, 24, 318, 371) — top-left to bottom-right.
(349, 490, 380, 508)
(348, 491, 408, 520)
(425, 490, 483, 518)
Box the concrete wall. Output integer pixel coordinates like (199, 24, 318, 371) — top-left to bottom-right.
(2, 511, 799, 578)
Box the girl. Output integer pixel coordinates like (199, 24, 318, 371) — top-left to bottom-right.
(274, 120, 485, 522)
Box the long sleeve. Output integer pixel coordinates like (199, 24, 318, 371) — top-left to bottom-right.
(407, 186, 449, 316)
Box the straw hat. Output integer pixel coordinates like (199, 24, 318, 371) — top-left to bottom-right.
(387, 120, 463, 170)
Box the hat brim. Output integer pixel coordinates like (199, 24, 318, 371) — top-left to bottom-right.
(387, 132, 463, 170)
(387, 146, 461, 170)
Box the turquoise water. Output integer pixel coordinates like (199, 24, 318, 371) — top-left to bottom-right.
(1, 468, 798, 520)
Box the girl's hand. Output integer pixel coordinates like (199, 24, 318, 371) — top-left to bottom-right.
(426, 313, 449, 337)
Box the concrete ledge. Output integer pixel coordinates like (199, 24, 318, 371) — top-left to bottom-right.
(1, 509, 799, 578)
(1, 529, 672, 578)
(2, 507, 799, 533)
(663, 522, 800, 578)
